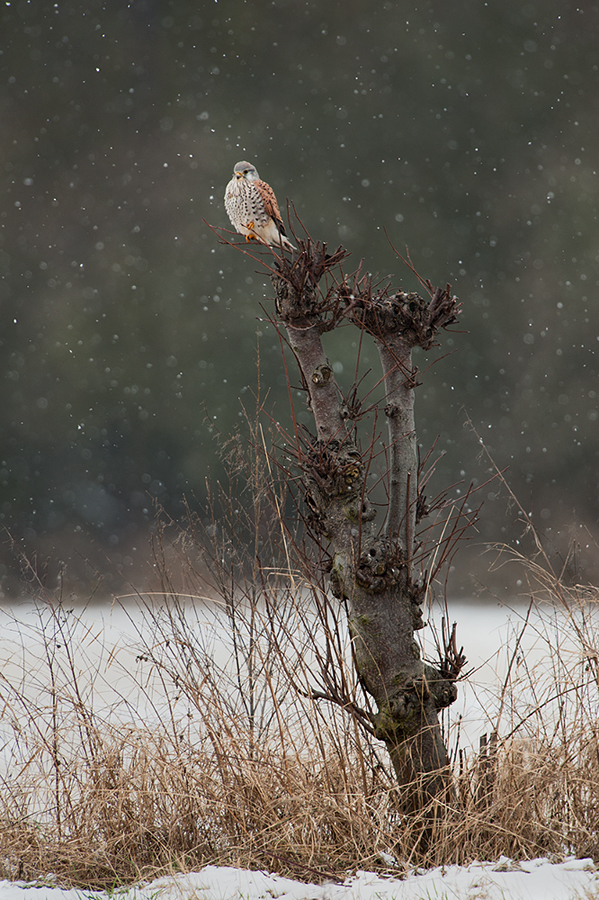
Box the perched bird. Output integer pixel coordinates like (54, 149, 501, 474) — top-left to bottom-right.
(224, 161, 295, 251)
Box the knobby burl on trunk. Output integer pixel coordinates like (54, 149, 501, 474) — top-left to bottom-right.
(272, 243, 461, 810)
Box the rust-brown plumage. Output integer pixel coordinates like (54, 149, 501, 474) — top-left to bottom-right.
(224, 161, 295, 251)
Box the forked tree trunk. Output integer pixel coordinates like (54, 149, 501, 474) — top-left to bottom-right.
(272, 244, 461, 819)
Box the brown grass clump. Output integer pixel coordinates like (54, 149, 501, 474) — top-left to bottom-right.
(448, 540, 599, 864)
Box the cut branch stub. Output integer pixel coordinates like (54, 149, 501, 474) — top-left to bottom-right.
(349, 287, 460, 349)
(302, 440, 369, 542)
(305, 440, 363, 498)
(373, 667, 458, 743)
(355, 539, 403, 593)
(272, 241, 349, 327)
(273, 271, 321, 323)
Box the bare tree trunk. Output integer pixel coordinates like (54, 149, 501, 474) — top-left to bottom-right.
(271, 246, 462, 822)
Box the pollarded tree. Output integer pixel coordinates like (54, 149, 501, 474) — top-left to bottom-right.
(219, 222, 470, 831)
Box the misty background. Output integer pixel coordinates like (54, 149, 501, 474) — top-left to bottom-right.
(1, 0, 598, 597)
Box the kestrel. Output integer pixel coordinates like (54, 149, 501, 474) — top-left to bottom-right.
(224, 161, 295, 252)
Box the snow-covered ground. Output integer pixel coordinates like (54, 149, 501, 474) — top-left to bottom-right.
(0, 858, 597, 900)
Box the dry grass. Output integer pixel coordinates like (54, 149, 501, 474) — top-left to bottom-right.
(451, 541, 599, 864)
(1, 540, 598, 890)
(1, 426, 598, 889)
(0, 581, 400, 888)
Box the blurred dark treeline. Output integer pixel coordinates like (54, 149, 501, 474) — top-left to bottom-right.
(1, 0, 598, 595)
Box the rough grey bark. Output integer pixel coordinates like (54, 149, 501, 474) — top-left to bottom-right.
(271, 244, 462, 817)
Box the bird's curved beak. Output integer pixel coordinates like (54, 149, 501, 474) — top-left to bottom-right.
(235, 171, 243, 179)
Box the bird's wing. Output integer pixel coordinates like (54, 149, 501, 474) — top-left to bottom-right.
(255, 179, 284, 227)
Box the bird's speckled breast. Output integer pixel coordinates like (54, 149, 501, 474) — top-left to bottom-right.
(225, 177, 268, 227)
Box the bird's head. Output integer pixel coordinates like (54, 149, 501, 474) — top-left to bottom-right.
(233, 161, 259, 182)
